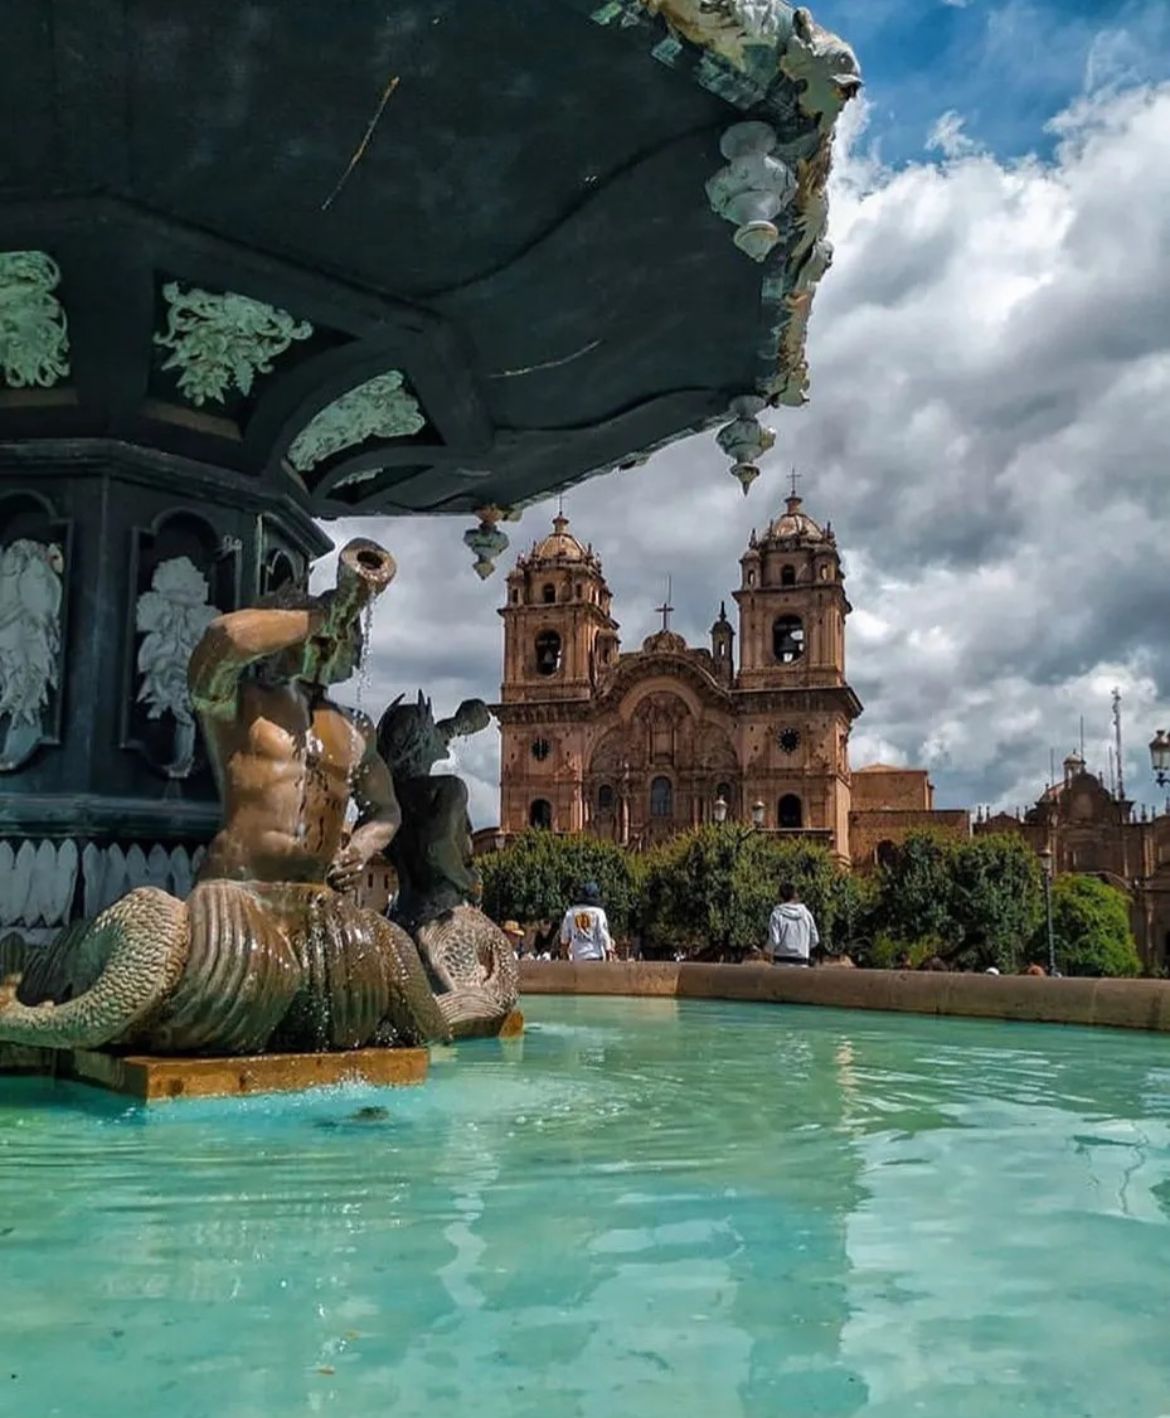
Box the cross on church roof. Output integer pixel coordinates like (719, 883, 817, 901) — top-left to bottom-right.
(655, 575, 674, 633)
(789, 467, 802, 499)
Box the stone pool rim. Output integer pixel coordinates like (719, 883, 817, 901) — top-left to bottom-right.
(520, 959, 1170, 1034)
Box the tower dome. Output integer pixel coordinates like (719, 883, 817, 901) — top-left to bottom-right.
(530, 512, 589, 565)
(761, 493, 831, 546)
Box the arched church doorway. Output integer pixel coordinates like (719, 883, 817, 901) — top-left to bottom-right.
(778, 794, 803, 829)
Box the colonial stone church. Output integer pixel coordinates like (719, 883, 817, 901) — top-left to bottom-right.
(491, 491, 966, 863)
(976, 754, 1170, 971)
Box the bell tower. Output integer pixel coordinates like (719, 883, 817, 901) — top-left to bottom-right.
(710, 602, 735, 687)
(735, 482, 850, 690)
(495, 512, 618, 833)
(499, 512, 617, 702)
(731, 480, 861, 859)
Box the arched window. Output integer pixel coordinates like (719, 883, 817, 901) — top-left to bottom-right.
(778, 794, 802, 829)
(716, 781, 733, 806)
(575, 583, 582, 599)
(875, 839, 897, 868)
(598, 784, 615, 813)
(531, 737, 551, 761)
(264, 550, 298, 594)
(535, 630, 562, 676)
(542, 583, 556, 604)
(510, 588, 519, 604)
(529, 799, 553, 829)
(780, 564, 796, 586)
(773, 615, 805, 664)
(650, 776, 673, 819)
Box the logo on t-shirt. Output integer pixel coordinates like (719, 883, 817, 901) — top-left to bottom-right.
(573, 912, 593, 932)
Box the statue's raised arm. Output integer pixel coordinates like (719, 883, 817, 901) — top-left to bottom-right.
(188, 539, 397, 720)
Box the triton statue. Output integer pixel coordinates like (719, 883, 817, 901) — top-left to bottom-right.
(378, 693, 518, 1037)
(0, 539, 454, 1054)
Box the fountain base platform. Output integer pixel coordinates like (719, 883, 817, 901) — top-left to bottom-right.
(0, 1010, 525, 1100)
(0, 1044, 430, 1101)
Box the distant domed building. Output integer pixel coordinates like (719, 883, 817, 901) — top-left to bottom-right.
(976, 753, 1170, 971)
(491, 491, 967, 862)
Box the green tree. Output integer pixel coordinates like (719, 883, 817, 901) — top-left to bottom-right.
(868, 830, 1044, 971)
(1035, 874, 1142, 977)
(477, 831, 637, 935)
(830, 871, 880, 962)
(872, 830, 957, 947)
(947, 833, 1044, 972)
(638, 825, 848, 960)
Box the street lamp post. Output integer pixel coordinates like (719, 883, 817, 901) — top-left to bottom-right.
(1149, 730, 1170, 788)
(751, 799, 766, 830)
(713, 795, 729, 825)
(1039, 846, 1056, 978)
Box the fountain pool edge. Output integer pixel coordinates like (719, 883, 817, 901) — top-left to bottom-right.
(520, 959, 1170, 1033)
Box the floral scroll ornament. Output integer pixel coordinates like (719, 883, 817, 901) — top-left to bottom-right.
(135, 557, 220, 778)
(287, 371, 427, 473)
(0, 251, 70, 389)
(0, 539, 64, 772)
(154, 283, 313, 407)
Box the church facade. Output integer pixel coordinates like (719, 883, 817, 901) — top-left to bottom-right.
(976, 754, 1170, 972)
(492, 493, 967, 863)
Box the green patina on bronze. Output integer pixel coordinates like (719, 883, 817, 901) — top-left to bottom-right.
(0, 251, 70, 389)
(154, 282, 313, 407)
(287, 370, 426, 472)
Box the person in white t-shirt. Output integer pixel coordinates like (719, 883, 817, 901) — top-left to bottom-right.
(559, 881, 614, 962)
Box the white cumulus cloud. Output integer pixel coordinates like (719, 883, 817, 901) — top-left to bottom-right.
(315, 78, 1170, 826)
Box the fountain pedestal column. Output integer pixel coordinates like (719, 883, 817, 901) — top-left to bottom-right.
(0, 439, 328, 939)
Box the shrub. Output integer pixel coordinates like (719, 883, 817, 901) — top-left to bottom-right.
(873, 830, 957, 946)
(1035, 874, 1141, 977)
(477, 830, 637, 935)
(869, 830, 1043, 972)
(946, 833, 1044, 972)
(638, 825, 849, 960)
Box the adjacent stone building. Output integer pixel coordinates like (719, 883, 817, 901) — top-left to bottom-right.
(493, 494, 966, 863)
(976, 754, 1170, 971)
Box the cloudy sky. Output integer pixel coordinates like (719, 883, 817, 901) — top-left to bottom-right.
(314, 0, 1170, 828)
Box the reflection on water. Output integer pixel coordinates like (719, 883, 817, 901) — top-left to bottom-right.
(1, 997, 1169, 1417)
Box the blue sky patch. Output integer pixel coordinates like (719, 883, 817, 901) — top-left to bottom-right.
(811, 0, 1170, 162)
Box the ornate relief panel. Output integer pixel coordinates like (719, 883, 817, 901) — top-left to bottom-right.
(0, 250, 70, 389)
(121, 511, 240, 779)
(0, 490, 72, 773)
(154, 282, 313, 407)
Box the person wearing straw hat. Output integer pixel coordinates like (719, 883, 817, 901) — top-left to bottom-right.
(501, 920, 526, 957)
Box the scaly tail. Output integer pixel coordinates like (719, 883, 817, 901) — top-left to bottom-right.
(0, 888, 188, 1050)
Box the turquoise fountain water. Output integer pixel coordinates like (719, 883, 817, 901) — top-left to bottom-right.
(3, 996, 1170, 1417)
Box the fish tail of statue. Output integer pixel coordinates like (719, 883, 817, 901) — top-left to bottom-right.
(372, 916, 453, 1046)
(0, 888, 188, 1050)
(147, 881, 303, 1055)
(415, 905, 520, 1039)
(436, 986, 516, 1039)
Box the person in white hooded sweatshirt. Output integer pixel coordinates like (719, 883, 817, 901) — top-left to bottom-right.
(768, 882, 819, 966)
